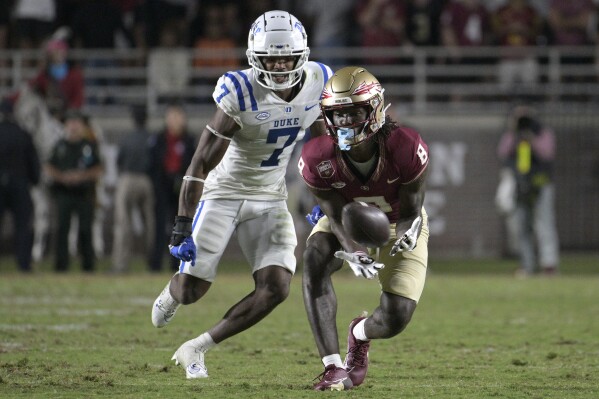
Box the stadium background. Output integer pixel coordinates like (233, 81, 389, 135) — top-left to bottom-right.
(0, 1, 598, 266)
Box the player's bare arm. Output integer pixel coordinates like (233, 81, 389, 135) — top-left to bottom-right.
(178, 108, 240, 218)
(308, 118, 327, 138)
(396, 165, 428, 233)
(389, 166, 429, 255)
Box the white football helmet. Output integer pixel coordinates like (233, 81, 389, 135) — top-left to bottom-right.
(246, 10, 310, 90)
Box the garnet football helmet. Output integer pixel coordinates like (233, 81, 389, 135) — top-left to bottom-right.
(321, 66, 386, 150)
(246, 10, 310, 90)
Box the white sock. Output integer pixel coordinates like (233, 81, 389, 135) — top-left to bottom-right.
(352, 319, 369, 341)
(322, 354, 343, 368)
(190, 333, 216, 353)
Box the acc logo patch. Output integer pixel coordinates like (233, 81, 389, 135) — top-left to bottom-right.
(331, 182, 346, 189)
(317, 161, 334, 179)
(255, 111, 271, 121)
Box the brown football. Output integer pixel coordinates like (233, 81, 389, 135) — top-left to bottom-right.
(341, 202, 390, 248)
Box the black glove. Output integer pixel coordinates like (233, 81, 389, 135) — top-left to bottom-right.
(169, 216, 193, 247)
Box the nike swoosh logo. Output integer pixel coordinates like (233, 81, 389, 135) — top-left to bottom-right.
(305, 104, 318, 111)
(387, 176, 400, 184)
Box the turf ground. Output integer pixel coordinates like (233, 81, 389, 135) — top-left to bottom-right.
(1, 254, 598, 398)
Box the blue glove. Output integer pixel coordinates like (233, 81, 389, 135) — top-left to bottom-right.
(306, 205, 325, 226)
(169, 236, 196, 266)
(169, 216, 196, 266)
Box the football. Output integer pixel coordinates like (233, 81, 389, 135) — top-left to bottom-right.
(341, 202, 390, 248)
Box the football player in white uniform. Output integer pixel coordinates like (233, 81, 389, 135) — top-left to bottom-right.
(150, 10, 333, 380)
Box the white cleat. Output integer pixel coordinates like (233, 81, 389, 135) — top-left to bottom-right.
(171, 340, 209, 379)
(151, 281, 181, 328)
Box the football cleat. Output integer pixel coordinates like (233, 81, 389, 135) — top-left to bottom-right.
(171, 340, 209, 379)
(343, 316, 370, 386)
(151, 281, 180, 328)
(313, 365, 353, 391)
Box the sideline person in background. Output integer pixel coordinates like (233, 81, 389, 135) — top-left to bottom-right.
(111, 105, 155, 274)
(150, 10, 332, 380)
(497, 105, 559, 276)
(0, 99, 40, 272)
(299, 66, 430, 390)
(148, 102, 195, 273)
(45, 110, 102, 272)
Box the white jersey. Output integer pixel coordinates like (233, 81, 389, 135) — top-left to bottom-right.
(203, 61, 333, 200)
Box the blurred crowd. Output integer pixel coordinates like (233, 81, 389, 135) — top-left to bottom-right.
(0, 0, 595, 273)
(0, 0, 597, 56)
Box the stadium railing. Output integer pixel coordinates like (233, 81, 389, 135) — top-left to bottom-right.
(0, 46, 597, 118)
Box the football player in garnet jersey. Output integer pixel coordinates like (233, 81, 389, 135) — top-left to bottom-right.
(298, 66, 430, 390)
(150, 10, 333, 380)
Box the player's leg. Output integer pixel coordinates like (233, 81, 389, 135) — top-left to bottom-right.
(303, 230, 344, 357)
(171, 200, 295, 379)
(215, 199, 296, 340)
(303, 216, 353, 391)
(343, 209, 429, 387)
(152, 199, 237, 328)
(209, 265, 292, 342)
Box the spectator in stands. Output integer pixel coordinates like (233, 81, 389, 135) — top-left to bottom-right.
(71, 0, 134, 104)
(440, 0, 492, 101)
(0, 99, 41, 273)
(29, 38, 84, 120)
(12, 0, 56, 52)
(355, 0, 409, 65)
(405, 0, 445, 47)
(547, 0, 595, 74)
(148, 19, 191, 103)
(141, 0, 197, 48)
(294, 0, 357, 67)
(149, 102, 195, 272)
(0, 1, 11, 85)
(440, 0, 491, 61)
(189, 4, 239, 70)
(497, 106, 559, 277)
(491, 0, 543, 93)
(111, 105, 155, 274)
(547, 0, 594, 47)
(45, 110, 103, 272)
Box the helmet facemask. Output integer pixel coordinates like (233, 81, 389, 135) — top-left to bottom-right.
(323, 103, 378, 151)
(246, 11, 310, 91)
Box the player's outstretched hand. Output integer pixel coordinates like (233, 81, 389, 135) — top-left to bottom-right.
(390, 216, 422, 256)
(169, 216, 196, 266)
(306, 205, 324, 226)
(334, 251, 384, 279)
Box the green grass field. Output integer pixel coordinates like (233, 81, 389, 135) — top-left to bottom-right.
(1, 254, 598, 398)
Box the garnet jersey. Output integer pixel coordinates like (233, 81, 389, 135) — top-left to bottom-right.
(299, 126, 429, 223)
(202, 61, 333, 200)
